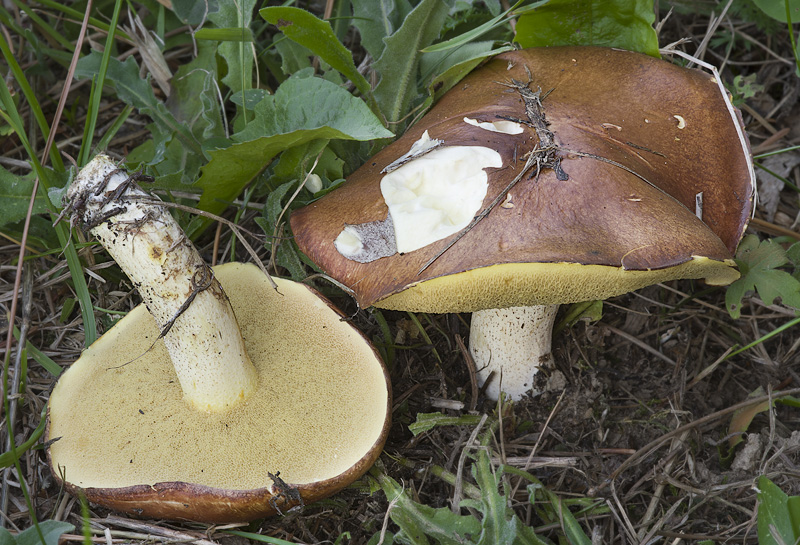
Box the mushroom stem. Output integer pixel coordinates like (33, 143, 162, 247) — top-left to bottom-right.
(469, 305, 559, 400)
(67, 155, 258, 413)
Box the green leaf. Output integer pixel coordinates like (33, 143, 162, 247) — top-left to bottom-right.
(194, 27, 254, 42)
(514, 0, 660, 58)
(752, 0, 800, 23)
(15, 521, 74, 545)
(470, 452, 552, 545)
(409, 412, 485, 436)
(171, 0, 211, 25)
(372, 0, 451, 125)
(0, 527, 14, 545)
(375, 470, 482, 545)
(188, 73, 392, 234)
(168, 40, 225, 142)
(260, 7, 374, 101)
(273, 37, 314, 77)
(208, 0, 257, 100)
(74, 51, 202, 156)
(0, 165, 47, 228)
(726, 235, 800, 319)
(352, 0, 413, 60)
(555, 300, 603, 333)
(422, 42, 514, 102)
(421, 0, 524, 53)
(757, 476, 799, 545)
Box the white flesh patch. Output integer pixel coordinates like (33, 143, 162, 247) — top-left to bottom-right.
(381, 145, 502, 253)
(464, 117, 524, 135)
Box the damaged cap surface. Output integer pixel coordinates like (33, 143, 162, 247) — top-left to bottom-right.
(290, 46, 754, 312)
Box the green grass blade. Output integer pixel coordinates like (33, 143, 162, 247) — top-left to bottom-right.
(25, 0, 132, 42)
(0, 33, 64, 172)
(0, 405, 47, 469)
(9, 0, 73, 50)
(0, 49, 98, 347)
(94, 105, 134, 152)
(421, 0, 524, 53)
(224, 530, 303, 545)
(79, 0, 124, 166)
(12, 324, 62, 377)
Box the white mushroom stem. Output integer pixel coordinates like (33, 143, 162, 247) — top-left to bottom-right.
(469, 305, 559, 401)
(67, 155, 258, 413)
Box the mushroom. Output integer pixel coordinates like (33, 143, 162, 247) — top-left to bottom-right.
(289, 46, 754, 401)
(47, 155, 391, 522)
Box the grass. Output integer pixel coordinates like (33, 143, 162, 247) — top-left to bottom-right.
(1, 0, 800, 543)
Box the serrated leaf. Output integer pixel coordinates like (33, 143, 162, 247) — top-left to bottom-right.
(408, 412, 484, 436)
(422, 42, 513, 101)
(752, 0, 800, 23)
(15, 521, 75, 545)
(208, 0, 257, 100)
(0, 165, 47, 228)
(376, 470, 482, 545)
(757, 476, 799, 545)
(786, 240, 800, 267)
(260, 7, 373, 101)
(373, 0, 451, 125)
(188, 73, 392, 235)
(171, 0, 213, 25)
(74, 51, 202, 157)
(421, 1, 523, 53)
(352, 0, 413, 60)
(514, 0, 660, 58)
(168, 40, 224, 143)
(726, 235, 800, 318)
(471, 452, 551, 545)
(273, 37, 314, 77)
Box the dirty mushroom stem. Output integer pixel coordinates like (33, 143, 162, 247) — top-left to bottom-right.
(67, 155, 258, 413)
(469, 305, 559, 400)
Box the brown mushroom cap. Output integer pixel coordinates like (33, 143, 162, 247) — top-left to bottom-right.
(47, 263, 391, 523)
(290, 46, 754, 312)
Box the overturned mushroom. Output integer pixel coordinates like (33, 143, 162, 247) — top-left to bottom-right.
(47, 155, 391, 522)
(290, 46, 754, 401)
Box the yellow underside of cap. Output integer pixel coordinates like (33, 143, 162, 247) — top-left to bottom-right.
(48, 263, 388, 490)
(375, 256, 739, 313)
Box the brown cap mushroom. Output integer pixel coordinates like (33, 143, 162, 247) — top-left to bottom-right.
(47, 155, 391, 522)
(289, 46, 754, 400)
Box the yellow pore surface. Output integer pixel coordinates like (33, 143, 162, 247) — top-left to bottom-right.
(375, 257, 740, 313)
(48, 263, 388, 490)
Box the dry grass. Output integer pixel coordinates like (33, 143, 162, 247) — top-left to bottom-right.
(1, 1, 800, 544)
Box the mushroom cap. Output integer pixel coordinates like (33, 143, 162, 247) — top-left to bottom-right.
(290, 46, 754, 313)
(47, 263, 391, 523)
